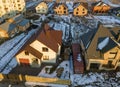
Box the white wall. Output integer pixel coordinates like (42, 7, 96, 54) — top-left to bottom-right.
(30, 40, 57, 63)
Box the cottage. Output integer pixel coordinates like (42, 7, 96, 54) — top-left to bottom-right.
(73, 3, 88, 16)
(0, 22, 18, 38)
(7, 14, 30, 32)
(15, 24, 62, 68)
(54, 4, 68, 15)
(35, 2, 48, 14)
(81, 25, 120, 70)
(92, 1, 110, 13)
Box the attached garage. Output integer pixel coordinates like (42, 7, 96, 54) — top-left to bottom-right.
(19, 59, 30, 66)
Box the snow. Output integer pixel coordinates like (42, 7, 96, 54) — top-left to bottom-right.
(0, 29, 38, 74)
(38, 61, 70, 79)
(77, 54, 82, 62)
(2, 58, 17, 74)
(98, 37, 109, 50)
(102, 0, 120, 7)
(93, 16, 120, 26)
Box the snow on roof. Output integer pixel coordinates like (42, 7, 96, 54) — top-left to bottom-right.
(0, 29, 37, 73)
(66, 1, 73, 12)
(98, 37, 109, 50)
(77, 54, 81, 62)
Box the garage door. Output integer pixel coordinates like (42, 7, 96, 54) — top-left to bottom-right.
(19, 59, 30, 66)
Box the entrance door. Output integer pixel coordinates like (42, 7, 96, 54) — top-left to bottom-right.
(19, 59, 30, 66)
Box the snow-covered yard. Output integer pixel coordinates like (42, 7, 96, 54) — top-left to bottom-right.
(0, 29, 38, 74)
(74, 72, 120, 87)
(93, 16, 120, 26)
(38, 61, 70, 80)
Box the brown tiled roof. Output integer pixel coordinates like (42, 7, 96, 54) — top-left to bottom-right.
(25, 45, 43, 59)
(74, 2, 88, 9)
(16, 24, 62, 57)
(86, 25, 120, 59)
(50, 30, 62, 45)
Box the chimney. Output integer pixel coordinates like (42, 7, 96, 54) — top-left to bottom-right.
(44, 24, 51, 37)
(117, 30, 120, 42)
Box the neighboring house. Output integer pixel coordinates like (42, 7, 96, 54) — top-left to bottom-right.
(35, 2, 48, 14)
(92, 1, 110, 13)
(0, 0, 26, 19)
(80, 24, 120, 70)
(54, 4, 68, 15)
(110, 7, 120, 17)
(73, 3, 88, 16)
(0, 22, 18, 38)
(15, 24, 62, 68)
(8, 14, 30, 32)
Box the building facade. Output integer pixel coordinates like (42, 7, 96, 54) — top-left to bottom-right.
(54, 4, 68, 15)
(15, 24, 62, 68)
(35, 2, 48, 14)
(73, 3, 88, 16)
(0, 0, 26, 19)
(81, 25, 120, 71)
(92, 1, 110, 13)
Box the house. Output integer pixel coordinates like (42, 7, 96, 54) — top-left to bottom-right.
(0, 0, 26, 19)
(0, 22, 18, 38)
(15, 24, 62, 68)
(35, 2, 48, 14)
(73, 3, 88, 16)
(109, 7, 120, 17)
(54, 4, 68, 15)
(81, 25, 120, 70)
(92, 1, 110, 13)
(8, 14, 30, 32)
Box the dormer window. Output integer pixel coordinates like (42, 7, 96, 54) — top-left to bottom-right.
(25, 51, 29, 55)
(42, 47, 48, 52)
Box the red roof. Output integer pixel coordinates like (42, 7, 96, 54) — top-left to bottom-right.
(16, 24, 62, 56)
(72, 43, 84, 74)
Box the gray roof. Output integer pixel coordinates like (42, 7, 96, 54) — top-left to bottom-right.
(81, 29, 97, 49)
(0, 22, 16, 32)
(18, 19, 29, 26)
(12, 14, 23, 22)
(97, 37, 118, 53)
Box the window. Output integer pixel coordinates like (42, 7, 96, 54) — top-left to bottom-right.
(43, 56, 49, 60)
(25, 51, 29, 55)
(90, 63, 100, 70)
(82, 12, 85, 14)
(109, 52, 117, 59)
(42, 47, 48, 52)
(102, 60, 114, 68)
(64, 11, 66, 14)
(83, 8, 85, 11)
(76, 12, 78, 14)
(64, 7, 66, 10)
(77, 8, 79, 11)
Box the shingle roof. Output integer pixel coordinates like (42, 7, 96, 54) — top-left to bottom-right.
(74, 2, 88, 9)
(19, 19, 29, 26)
(81, 29, 97, 49)
(0, 22, 16, 32)
(11, 14, 23, 22)
(97, 37, 118, 53)
(16, 24, 62, 57)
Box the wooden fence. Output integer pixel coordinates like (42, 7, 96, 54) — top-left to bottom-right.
(0, 74, 71, 85)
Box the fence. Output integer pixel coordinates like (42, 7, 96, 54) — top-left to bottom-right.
(0, 73, 71, 85)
